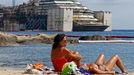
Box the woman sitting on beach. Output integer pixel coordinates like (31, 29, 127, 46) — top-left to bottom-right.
(51, 34, 126, 74)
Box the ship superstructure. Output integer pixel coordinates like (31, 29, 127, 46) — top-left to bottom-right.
(38, 0, 112, 31)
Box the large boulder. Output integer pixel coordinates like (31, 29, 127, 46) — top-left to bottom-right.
(16, 35, 33, 43)
(36, 33, 56, 39)
(79, 34, 106, 40)
(16, 34, 56, 44)
(0, 32, 17, 46)
(32, 34, 56, 44)
(91, 34, 106, 40)
(79, 36, 92, 40)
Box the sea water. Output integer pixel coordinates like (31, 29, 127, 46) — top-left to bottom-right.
(0, 30, 134, 72)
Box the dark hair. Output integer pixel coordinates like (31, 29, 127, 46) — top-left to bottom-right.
(52, 34, 66, 49)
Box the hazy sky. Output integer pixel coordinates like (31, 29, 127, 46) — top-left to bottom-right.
(0, 0, 134, 30)
(0, 0, 29, 6)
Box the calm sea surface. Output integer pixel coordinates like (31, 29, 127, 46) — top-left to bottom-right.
(0, 30, 134, 72)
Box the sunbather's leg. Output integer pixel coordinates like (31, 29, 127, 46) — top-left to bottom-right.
(105, 54, 126, 73)
(95, 54, 105, 65)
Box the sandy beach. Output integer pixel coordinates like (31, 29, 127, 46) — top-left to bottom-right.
(0, 67, 60, 75)
(0, 67, 36, 75)
(0, 67, 134, 75)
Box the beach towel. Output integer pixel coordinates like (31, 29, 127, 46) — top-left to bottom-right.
(23, 63, 53, 74)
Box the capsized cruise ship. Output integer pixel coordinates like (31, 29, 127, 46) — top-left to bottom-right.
(37, 0, 112, 31)
(23, 0, 112, 31)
